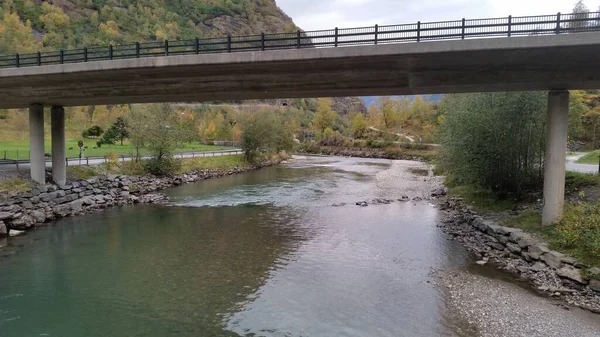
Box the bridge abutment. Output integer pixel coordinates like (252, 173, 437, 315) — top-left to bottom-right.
(29, 104, 45, 184)
(51, 106, 66, 186)
(542, 90, 569, 226)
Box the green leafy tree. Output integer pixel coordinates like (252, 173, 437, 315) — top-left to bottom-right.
(438, 92, 547, 196)
(312, 98, 337, 134)
(351, 113, 367, 138)
(82, 125, 104, 138)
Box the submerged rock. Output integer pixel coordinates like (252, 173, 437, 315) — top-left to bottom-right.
(355, 201, 368, 207)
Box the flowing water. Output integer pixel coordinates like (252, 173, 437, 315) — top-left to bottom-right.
(0, 156, 597, 337)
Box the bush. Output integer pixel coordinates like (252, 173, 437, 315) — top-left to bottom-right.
(551, 201, 600, 267)
(82, 125, 104, 138)
(319, 128, 346, 147)
(144, 157, 180, 176)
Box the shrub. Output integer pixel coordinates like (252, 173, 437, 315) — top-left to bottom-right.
(144, 157, 180, 176)
(550, 201, 600, 267)
(82, 125, 104, 138)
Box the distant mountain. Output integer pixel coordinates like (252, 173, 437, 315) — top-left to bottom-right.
(362, 95, 444, 107)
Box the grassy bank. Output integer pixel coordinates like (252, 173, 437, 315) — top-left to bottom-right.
(576, 150, 600, 165)
(449, 172, 600, 270)
(0, 139, 231, 160)
(66, 154, 251, 180)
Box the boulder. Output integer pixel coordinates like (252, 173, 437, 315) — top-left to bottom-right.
(506, 243, 522, 254)
(0, 221, 6, 236)
(540, 251, 565, 269)
(0, 212, 14, 220)
(527, 243, 549, 260)
(10, 214, 35, 229)
(31, 210, 46, 224)
(590, 280, 600, 292)
(9, 229, 25, 237)
(556, 265, 588, 285)
(531, 262, 547, 272)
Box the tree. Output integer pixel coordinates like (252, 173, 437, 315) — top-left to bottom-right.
(438, 92, 547, 196)
(351, 113, 367, 138)
(82, 125, 104, 138)
(110, 117, 129, 145)
(570, 1, 590, 32)
(241, 111, 293, 162)
(312, 98, 336, 134)
(378, 97, 397, 129)
(141, 104, 180, 175)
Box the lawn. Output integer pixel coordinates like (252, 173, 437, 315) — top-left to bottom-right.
(576, 150, 600, 164)
(0, 139, 232, 160)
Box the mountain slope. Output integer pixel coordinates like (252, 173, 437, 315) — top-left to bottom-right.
(0, 0, 300, 53)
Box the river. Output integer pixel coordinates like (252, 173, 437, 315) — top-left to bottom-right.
(0, 156, 598, 337)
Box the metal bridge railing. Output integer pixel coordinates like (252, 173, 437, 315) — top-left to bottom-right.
(1, 11, 599, 69)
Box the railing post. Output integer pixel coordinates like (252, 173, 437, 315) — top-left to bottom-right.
(417, 21, 421, 42)
(461, 18, 466, 39)
(374, 24, 378, 45)
(37, 51, 41, 66)
(195, 38, 200, 54)
(83, 48, 88, 62)
(508, 15, 512, 37)
(136, 42, 140, 58)
(556, 12, 561, 34)
(334, 27, 339, 47)
(297, 30, 301, 48)
(227, 35, 232, 52)
(165, 40, 169, 56)
(109, 45, 113, 60)
(15, 53, 19, 68)
(60, 50, 64, 64)
(261, 32, 265, 51)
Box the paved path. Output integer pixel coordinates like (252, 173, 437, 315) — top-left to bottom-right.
(566, 152, 599, 174)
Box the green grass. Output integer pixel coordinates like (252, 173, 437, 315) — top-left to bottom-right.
(576, 150, 600, 164)
(0, 139, 231, 160)
(565, 171, 600, 193)
(447, 184, 523, 213)
(177, 154, 248, 173)
(0, 178, 32, 194)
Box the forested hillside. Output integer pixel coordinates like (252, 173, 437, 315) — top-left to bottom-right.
(0, 0, 299, 53)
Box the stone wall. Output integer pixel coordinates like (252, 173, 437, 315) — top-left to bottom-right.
(440, 197, 600, 313)
(0, 163, 275, 238)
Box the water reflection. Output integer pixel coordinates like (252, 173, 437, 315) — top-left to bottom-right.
(0, 156, 473, 337)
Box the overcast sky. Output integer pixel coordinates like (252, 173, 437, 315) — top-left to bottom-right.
(276, 0, 598, 30)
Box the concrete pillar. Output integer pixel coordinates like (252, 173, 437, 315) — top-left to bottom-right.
(29, 104, 45, 184)
(542, 90, 569, 226)
(51, 106, 66, 186)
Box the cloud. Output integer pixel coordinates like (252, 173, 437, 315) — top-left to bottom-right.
(276, 0, 598, 30)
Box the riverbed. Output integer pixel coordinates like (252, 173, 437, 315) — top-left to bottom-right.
(0, 156, 598, 336)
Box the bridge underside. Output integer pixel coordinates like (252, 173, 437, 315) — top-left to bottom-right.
(1, 33, 598, 226)
(1, 33, 600, 108)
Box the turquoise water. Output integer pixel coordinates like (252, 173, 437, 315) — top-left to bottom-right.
(0, 156, 472, 337)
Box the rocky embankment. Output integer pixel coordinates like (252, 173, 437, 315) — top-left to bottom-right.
(439, 197, 600, 313)
(0, 162, 277, 240)
(298, 146, 427, 161)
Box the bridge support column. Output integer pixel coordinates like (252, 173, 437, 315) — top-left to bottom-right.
(51, 106, 66, 186)
(29, 104, 45, 184)
(542, 90, 569, 226)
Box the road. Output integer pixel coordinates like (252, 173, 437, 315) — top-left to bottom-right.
(0, 149, 242, 176)
(566, 152, 599, 174)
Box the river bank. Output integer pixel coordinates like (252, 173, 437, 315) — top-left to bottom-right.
(437, 197, 600, 314)
(297, 145, 436, 161)
(0, 158, 280, 240)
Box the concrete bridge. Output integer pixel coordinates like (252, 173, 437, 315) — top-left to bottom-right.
(1, 12, 600, 225)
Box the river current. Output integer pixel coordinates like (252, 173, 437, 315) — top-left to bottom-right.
(0, 156, 598, 337)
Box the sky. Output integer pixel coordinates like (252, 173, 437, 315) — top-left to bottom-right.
(276, 0, 598, 30)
